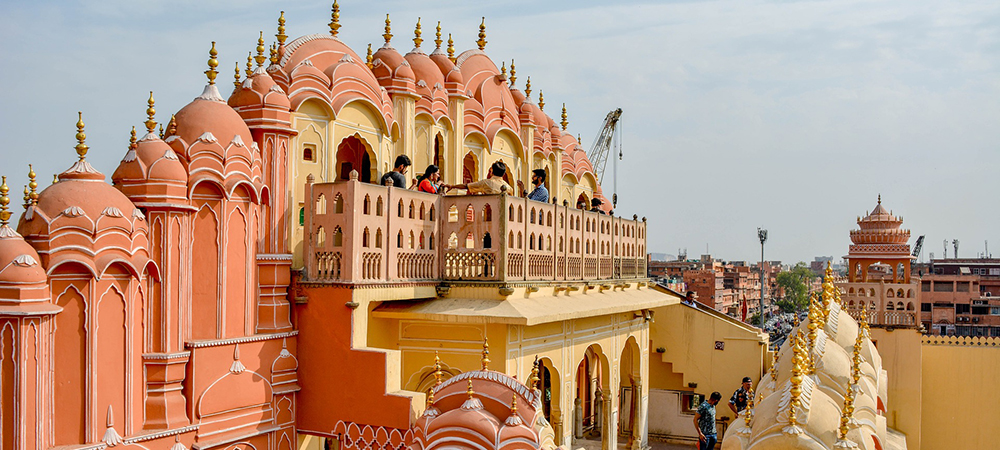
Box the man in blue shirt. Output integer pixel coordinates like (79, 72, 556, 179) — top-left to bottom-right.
(694, 391, 721, 450)
(527, 169, 548, 202)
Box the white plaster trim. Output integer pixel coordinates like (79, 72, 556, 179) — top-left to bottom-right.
(12, 254, 38, 267)
(231, 134, 246, 147)
(196, 84, 225, 102)
(122, 149, 138, 162)
(196, 132, 218, 143)
(62, 206, 87, 217)
(102, 206, 125, 218)
(139, 132, 159, 142)
(339, 54, 354, 64)
(63, 160, 102, 175)
(268, 84, 285, 94)
(184, 330, 298, 349)
(0, 226, 21, 238)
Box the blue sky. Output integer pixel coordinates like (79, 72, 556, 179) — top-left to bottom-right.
(1, 0, 998, 263)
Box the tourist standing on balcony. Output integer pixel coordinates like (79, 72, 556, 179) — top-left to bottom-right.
(380, 155, 411, 188)
(694, 392, 721, 450)
(576, 199, 587, 210)
(590, 198, 606, 214)
(527, 169, 549, 202)
(416, 165, 442, 194)
(443, 161, 512, 195)
(728, 377, 753, 414)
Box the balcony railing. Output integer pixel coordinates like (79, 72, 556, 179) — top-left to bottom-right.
(303, 176, 647, 284)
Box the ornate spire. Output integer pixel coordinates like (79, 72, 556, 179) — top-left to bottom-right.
(447, 33, 455, 62)
(52, 174, 58, 185)
(744, 387, 755, 427)
(433, 351, 443, 386)
(426, 386, 435, 406)
(467, 379, 475, 399)
(255, 31, 267, 67)
(144, 91, 157, 133)
(509, 60, 516, 87)
(269, 43, 278, 65)
(102, 405, 124, 446)
(822, 261, 835, 321)
(527, 356, 540, 389)
(877, 194, 881, 205)
(245, 52, 254, 77)
(129, 127, 137, 150)
(560, 103, 568, 130)
(234, 62, 242, 88)
(434, 21, 442, 50)
(276, 11, 288, 46)
(75, 112, 89, 161)
(783, 331, 805, 435)
(807, 292, 819, 353)
(382, 14, 393, 46)
(158, 124, 164, 139)
(860, 300, 870, 336)
(205, 41, 219, 85)
(538, 91, 545, 111)
(21, 185, 29, 210)
(481, 337, 490, 370)
(166, 115, 177, 138)
(476, 17, 487, 50)
(413, 17, 423, 50)
(329, 1, 341, 37)
(851, 323, 864, 385)
(499, 62, 507, 81)
(365, 44, 374, 69)
(835, 387, 859, 448)
(524, 76, 532, 99)
(770, 347, 779, 381)
(0, 176, 10, 226)
(27, 164, 37, 206)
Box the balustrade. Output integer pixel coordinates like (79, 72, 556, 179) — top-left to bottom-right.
(304, 176, 647, 284)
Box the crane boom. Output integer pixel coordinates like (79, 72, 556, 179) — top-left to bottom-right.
(586, 108, 623, 186)
(912, 235, 924, 259)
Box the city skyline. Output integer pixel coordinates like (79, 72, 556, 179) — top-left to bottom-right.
(1, 0, 997, 263)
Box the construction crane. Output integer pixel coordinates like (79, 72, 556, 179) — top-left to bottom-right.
(586, 108, 623, 206)
(912, 235, 925, 260)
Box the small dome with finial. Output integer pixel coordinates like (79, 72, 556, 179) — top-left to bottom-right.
(0, 173, 52, 301)
(113, 92, 188, 201)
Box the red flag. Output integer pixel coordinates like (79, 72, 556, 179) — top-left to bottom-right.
(741, 294, 748, 322)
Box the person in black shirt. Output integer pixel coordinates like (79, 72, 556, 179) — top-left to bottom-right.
(590, 198, 606, 214)
(380, 155, 411, 188)
(728, 376, 753, 414)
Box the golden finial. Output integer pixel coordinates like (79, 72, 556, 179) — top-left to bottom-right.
(524, 76, 532, 99)
(787, 330, 803, 429)
(427, 387, 435, 406)
(269, 43, 278, 65)
(144, 91, 157, 133)
(807, 293, 819, 351)
(413, 17, 423, 49)
(877, 194, 881, 205)
(860, 301, 870, 336)
(158, 124, 164, 139)
(0, 176, 9, 226)
(538, 90, 545, 111)
(74, 112, 89, 161)
(467, 379, 475, 398)
(476, 17, 487, 50)
(166, 115, 177, 138)
(129, 126, 137, 150)
(770, 348, 779, 381)
(509, 60, 516, 87)
(329, 1, 341, 37)
(434, 351, 443, 386)
(851, 331, 863, 385)
(276, 11, 288, 45)
(205, 41, 219, 85)
(527, 356, 540, 389)
(560, 103, 568, 130)
(255, 31, 267, 67)
(22, 185, 29, 210)
(434, 21, 442, 50)
(837, 386, 858, 447)
(27, 164, 37, 206)
(234, 62, 241, 88)
(500, 62, 507, 80)
(365, 44, 374, 69)
(383, 14, 393, 46)
(246, 52, 254, 77)
(481, 337, 490, 370)
(744, 388, 755, 427)
(447, 33, 455, 62)
(52, 174, 58, 184)
(510, 393, 518, 413)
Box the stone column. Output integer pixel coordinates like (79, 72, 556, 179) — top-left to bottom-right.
(574, 397, 584, 439)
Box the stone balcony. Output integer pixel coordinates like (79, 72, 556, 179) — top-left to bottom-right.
(302, 174, 648, 286)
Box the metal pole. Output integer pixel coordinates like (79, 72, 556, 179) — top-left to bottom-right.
(757, 228, 767, 328)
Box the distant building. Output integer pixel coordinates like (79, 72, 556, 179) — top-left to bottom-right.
(913, 258, 1000, 336)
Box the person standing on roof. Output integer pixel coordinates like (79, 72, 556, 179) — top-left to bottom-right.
(527, 169, 549, 202)
(380, 155, 411, 188)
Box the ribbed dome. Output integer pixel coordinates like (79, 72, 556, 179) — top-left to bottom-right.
(850, 197, 909, 245)
(170, 84, 254, 162)
(0, 226, 46, 285)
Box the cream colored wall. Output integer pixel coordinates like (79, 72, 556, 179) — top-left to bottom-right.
(868, 328, 922, 450)
(649, 302, 768, 403)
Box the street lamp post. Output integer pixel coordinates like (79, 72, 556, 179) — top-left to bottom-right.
(757, 228, 767, 328)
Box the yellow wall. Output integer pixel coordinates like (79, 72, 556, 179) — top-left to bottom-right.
(868, 328, 922, 450)
(649, 301, 768, 400)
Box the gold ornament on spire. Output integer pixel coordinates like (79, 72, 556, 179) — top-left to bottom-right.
(770, 347, 779, 381)
(413, 17, 423, 49)
(851, 329, 863, 385)
(560, 104, 568, 130)
(166, 115, 177, 138)
(822, 261, 834, 321)
(27, 165, 37, 206)
(807, 292, 819, 352)
(510, 393, 518, 413)
(836, 386, 859, 447)
(447, 33, 455, 63)
(158, 124, 164, 139)
(434, 21, 442, 50)
(481, 337, 490, 370)
(205, 41, 220, 85)
(476, 17, 487, 50)
(365, 44, 374, 69)
(433, 351, 443, 386)
(0, 176, 9, 226)
(509, 60, 516, 87)
(329, 1, 341, 37)
(499, 62, 507, 81)
(255, 31, 267, 67)
(246, 52, 254, 77)
(52, 174, 58, 185)
(22, 185, 29, 210)
(860, 301, 870, 336)
(527, 356, 540, 389)
(467, 379, 475, 398)
(538, 91, 545, 111)
(75, 112, 89, 161)
(744, 387, 755, 427)
(524, 76, 532, 99)
(144, 91, 157, 133)
(785, 330, 804, 433)
(269, 43, 278, 65)
(234, 62, 242, 88)
(383, 14, 393, 46)
(427, 387, 435, 406)
(129, 127, 137, 150)
(276, 11, 288, 45)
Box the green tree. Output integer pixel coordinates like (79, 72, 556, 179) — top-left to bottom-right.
(775, 263, 816, 313)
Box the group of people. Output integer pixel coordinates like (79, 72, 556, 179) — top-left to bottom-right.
(693, 376, 754, 450)
(377, 155, 550, 202)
